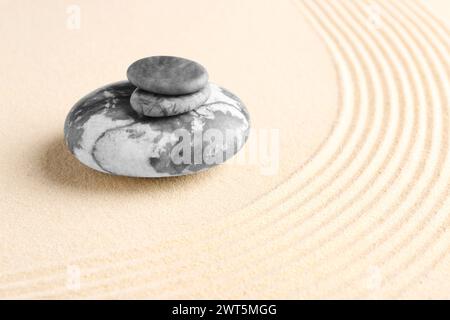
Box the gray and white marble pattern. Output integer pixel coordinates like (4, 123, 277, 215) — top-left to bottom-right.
(64, 81, 250, 177)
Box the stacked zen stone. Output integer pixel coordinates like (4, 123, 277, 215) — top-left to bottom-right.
(127, 56, 211, 117)
(64, 56, 250, 178)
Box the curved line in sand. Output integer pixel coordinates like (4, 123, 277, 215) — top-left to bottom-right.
(374, 0, 450, 298)
(313, 0, 448, 298)
(313, 0, 446, 298)
(392, 0, 450, 298)
(207, 0, 426, 300)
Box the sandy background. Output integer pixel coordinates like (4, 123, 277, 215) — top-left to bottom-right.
(0, 0, 449, 299)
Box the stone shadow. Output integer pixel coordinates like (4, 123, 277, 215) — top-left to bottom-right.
(37, 134, 214, 194)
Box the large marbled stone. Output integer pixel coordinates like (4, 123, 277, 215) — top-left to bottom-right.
(130, 84, 210, 117)
(64, 81, 250, 177)
(127, 56, 208, 95)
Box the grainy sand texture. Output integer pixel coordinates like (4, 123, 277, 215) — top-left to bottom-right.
(1, 0, 450, 299)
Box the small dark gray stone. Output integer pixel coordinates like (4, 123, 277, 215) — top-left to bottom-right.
(130, 84, 211, 117)
(127, 56, 209, 95)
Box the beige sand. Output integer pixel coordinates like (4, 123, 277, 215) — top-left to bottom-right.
(0, 0, 449, 299)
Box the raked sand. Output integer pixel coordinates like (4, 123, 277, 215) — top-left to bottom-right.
(1, 0, 450, 299)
